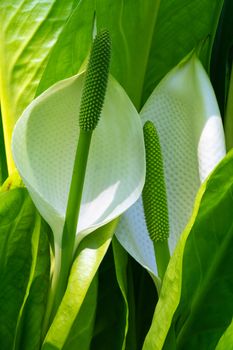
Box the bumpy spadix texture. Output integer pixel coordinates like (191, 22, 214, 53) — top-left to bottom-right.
(116, 54, 226, 276)
(12, 73, 145, 246)
(79, 30, 111, 131)
(143, 121, 169, 242)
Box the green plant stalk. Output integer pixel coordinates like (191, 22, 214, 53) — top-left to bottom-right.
(50, 131, 92, 320)
(45, 29, 111, 327)
(153, 240, 170, 282)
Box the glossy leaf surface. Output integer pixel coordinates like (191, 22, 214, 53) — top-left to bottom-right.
(0, 0, 79, 172)
(0, 187, 40, 349)
(143, 151, 233, 349)
(63, 276, 98, 350)
(91, 242, 127, 350)
(142, 0, 224, 104)
(19, 221, 51, 350)
(42, 219, 117, 349)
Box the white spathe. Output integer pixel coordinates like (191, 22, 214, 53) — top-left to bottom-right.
(12, 73, 146, 246)
(116, 54, 226, 276)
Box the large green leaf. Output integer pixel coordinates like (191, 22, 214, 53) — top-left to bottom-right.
(143, 150, 233, 349)
(0, 0, 79, 172)
(142, 0, 224, 105)
(35, 0, 161, 109)
(95, 0, 160, 109)
(42, 219, 118, 350)
(36, 0, 95, 95)
(211, 0, 233, 116)
(215, 319, 233, 350)
(19, 220, 51, 350)
(112, 238, 129, 350)
(91, 242, 127, 350)
(63, 275, 98, 350)
(125, 258, 158, 350)
(0, 187, 40, 349)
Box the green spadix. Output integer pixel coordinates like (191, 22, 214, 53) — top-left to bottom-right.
(142, 121, 169, 243)
(142, 121, 170, 280)
(79, 30, 111, 131)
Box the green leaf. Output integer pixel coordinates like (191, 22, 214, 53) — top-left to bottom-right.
(0, 187, 40, 349)
(116, 53, 225, 277)
(63, 275, 98, 350)
(42, 219, 118, 350)
(174, 154, 233, 349)
(12, 73, 145, 246)
(0, 0, 79, 173)
(91, 242, 127, 350)
(225, 65, 233, 150)
(36, 0, 161, 109)
(0, 107, 8, 183)
(210, 0, 233, 115)
(36, 0, 95, 95)
(34, 0, 223, 113)
(142, 0, 224, 105)
(215, 319, 233, 350)
(112, 238, 129, 350)
(95, 0, 160, 109)
(19, 220, 51, 350)
(143, 150, 233, 349)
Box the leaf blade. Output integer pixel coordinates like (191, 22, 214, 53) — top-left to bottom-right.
(0, 0, 79, 172)
(143, 150, 233, 349)
(42, 219, 118, 350)
(0, 187, 40, 349)
(142, 0, 224, 104)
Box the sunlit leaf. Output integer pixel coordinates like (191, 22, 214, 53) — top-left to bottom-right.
(42, 219, 117, 349)
(216, 319, 233, 350)
(143, 150, 233, 349)
(35, 0, 161, 110)
(63, 275, 98, 350)
(37, 0, 95, 95)
(0, 187, 40, 349)
(0, 0, 79, 172)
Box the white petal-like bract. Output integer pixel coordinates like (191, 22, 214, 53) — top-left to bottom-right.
(116, 54, 226, 276)
(12, 73, 145, 246)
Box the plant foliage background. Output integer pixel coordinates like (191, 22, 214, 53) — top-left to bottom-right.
(0, 0, 233, 349)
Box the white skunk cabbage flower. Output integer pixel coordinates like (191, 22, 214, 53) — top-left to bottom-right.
(116, 54, 226, 277)
(12, 73, 145, 246)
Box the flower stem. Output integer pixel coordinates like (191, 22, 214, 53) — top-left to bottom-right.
(153, 240, 170, 281)
(50, 131, 92, 320)
(46, 30, 111, 327)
